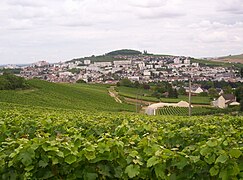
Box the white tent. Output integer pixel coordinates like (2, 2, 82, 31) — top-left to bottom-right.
(145, 101, 192, 115)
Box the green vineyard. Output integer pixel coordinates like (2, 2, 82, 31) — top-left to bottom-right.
(0, 104, 242, 179)
(157, 107, 226, 116)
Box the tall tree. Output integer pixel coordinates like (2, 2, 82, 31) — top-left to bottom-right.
(208, 88, 218, 98)
(223, 86, 232, 94)
(235, 86, 243, 102)
(240, 100, 243, 112)
(178, 87, 186, 95)
(240, 68, 243, 78)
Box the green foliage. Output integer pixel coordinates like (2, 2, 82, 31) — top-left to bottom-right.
(68, 68, 80, 74)
(235, 86, 243, 102)
(106, 49, 142, 56)
(0, 80, 134, 112)
(156, 106, 227, 116)
(178, 87, 186, 95)
(117, 86, 211, 105)
(208, 88, 218, 98)
(198, 92, 208, 97)
(240, 68, 243, 78)
(0, 68, 21, 74)
(240, 100, 243, 112)
(223, 86, 232, 94)
(76, 79, 86, 83)
(0, 105, 242, 179)
(117, 78, 133, 87)
(0, 73, 29, 90)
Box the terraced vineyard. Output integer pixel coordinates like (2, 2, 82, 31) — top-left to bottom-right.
(157, 107, 224, 116)
(0, 80, 134, 112)
(0, 104, 242, 179)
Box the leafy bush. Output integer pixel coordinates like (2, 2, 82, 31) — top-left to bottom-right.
(0, 73, 29, 90)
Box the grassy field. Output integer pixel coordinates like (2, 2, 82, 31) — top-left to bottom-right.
(192, 58, 243, 68)
(116, 86, 211, 105)
(0, 80, 134, 112)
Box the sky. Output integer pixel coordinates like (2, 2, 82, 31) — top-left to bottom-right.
(0, 0, 243, 64)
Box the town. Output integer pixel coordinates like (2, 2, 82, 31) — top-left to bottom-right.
(2, 54, 242, 85)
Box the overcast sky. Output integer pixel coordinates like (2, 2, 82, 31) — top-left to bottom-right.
(0, 0, 243, 64)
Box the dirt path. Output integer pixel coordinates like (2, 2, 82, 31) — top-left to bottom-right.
(108, 86, 122, 103)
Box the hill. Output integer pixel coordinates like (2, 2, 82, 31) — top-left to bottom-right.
(69, 49, 142, 63)
(210, 54, 243, 64)
(106, 49, 142, 56)
(0, 79, 134, 112)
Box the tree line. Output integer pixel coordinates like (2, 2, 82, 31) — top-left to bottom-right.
(0, 73, 29, 90)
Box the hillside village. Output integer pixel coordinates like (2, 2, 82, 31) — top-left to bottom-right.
(2, 54, 241, 84)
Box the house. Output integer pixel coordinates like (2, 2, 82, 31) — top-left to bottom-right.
(212, 94, 238, 108)
(185, 86, 204, 94)
(193, 87, 204, 94)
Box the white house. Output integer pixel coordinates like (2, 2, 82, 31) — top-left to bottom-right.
(193, 87, 204, 94)
(185, 87, 204, 94)
(84, 60, 91, 65)
(212, 94, 238, 108)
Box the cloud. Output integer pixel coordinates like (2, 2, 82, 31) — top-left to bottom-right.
(0, 0, 243, 64)
(128, 0, 168, 8)
(134, 8, 185, 19)
(217, 0, 243, 14)
(6, 0, 46, 7)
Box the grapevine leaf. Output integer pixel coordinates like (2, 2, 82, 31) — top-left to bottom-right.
(39, 160, 48, 168)
(65, 155, 77, 164)
(97, 164, 111, 177)
(24, 165, 34, 172)
(200, 146, 211, 156)
(52, 157, 59, 165)
(20, 151, 33, 167)
(219, 169, 228, 180)
(215, 154, 228, 164)
(205, 154, 216, 164)
(229, 149, 242, 158)
(173, 157, 188, 169)
(147, 156, 159, 167)
(210, 166, 219, 176)
(114, 166, 123, 178)
(125, 164, 140, 178)
(189, 156, 200, 163)
(84, 151, 96, 160)
(154, 164, 166, 179)
(56, 151, 64, 158)
(206, 139, 217, 147)
(84, 173, 98, 180)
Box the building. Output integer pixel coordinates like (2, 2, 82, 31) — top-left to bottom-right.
(84, 60, 91, 65)
(212, 94, 238, 108)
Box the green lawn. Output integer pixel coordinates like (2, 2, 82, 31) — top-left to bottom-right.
(116, 86, 211, 105)
(0, 80, 134, 112)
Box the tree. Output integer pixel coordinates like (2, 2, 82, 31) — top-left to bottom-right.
(0, 73, 29, 90)
(235, 86, 243, 102)
(240, 68, 243, 78)
(198, 92, 208, 97)
(168, 88, 178, 98)
(240, 100, 243, 112)
(118, 78, 133, 87)
(76, 79, 86, 83)
(133, 81, 140, 88)
(223, 86, 232, 94)
(208, 88, 218, 98)
(143, 50, 148, 55)
(143, 84, 150, 90)
(178, 87, 186, 95)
